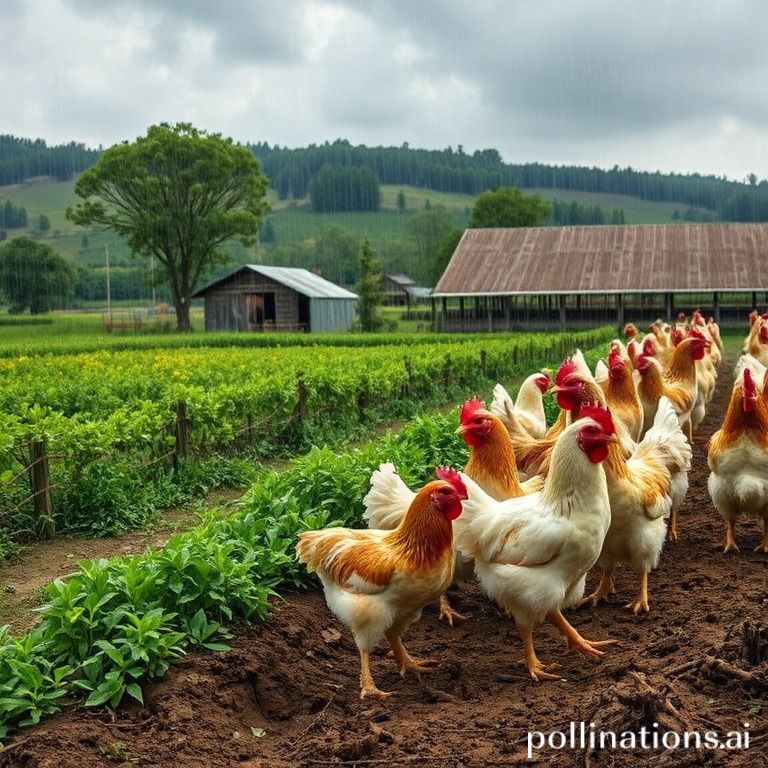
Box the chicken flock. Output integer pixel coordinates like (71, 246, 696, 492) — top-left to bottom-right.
(296, 309, 762, 699)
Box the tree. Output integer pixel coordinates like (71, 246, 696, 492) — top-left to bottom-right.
(0, 236, 73, 313)
(354, 239, 383, 332)
(469, 187, 550, 228)
(66, 122, 269, 331)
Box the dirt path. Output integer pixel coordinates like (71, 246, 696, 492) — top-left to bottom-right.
(2, 346, 768, 768)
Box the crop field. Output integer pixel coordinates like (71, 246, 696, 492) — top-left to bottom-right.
(0, 322, 766, 768)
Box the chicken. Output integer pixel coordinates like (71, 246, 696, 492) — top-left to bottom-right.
(599, 346, 644, 442)
(745, 316, 768, 367)
(451, 405, 617, 681)
(458, 396, 545, 500)
(490, 370, 550, 439)
(708, 368, 768, 553)
(623, 323, 644, 367)
(580, 396, 690, 613)
(636, 335, 709, 441)
(297, 472, 467, 698)
(363, 397, 542, 626)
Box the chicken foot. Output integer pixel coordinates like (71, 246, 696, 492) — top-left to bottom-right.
(385, 632, 441, 678)
(724, 519, 739, 553)
(359, 649, 392, 699)
(519, 625, 562, 682)
(438, 593, 470, 627)
(578, 568, 615, 608)
(625, 569, 650, 614)
(547, 610, 617, 658)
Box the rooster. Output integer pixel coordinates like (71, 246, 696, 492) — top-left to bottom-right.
(490, 370, 550, 439)
(745, 316, 768, 367)
(297, 471, 467, 698)
(580, 397, 690, 613)
(708, 369, 768, 553)
(452, 406, 617, 681)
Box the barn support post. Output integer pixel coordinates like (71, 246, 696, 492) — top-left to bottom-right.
(752, 292, 757, 311)
(29, 439, 54, 539)
(441, 297, 447, 332)
(713, 292, 721, 324)
(559, 295, 566, 332)
(459, 298, 465, 332)
(504, 296, 511, 330)
(617, 293, 625, 331)
(487, 297, 493, 332)
(665, 293, 673, 321)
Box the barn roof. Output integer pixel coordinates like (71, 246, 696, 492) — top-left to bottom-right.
(433, 223, 768, 296)
(193, 265, 358, 300)
(385, 273, 417, 287)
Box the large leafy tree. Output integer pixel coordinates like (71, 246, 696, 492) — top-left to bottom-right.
(66, 122, 270, 331)
(469, 186, 550, 228)
(0, 236, 73, 314)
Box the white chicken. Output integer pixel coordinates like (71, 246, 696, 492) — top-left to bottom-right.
(490, 371, 550, 439)
(451, 406, 617, 681)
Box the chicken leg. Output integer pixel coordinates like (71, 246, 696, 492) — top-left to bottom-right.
(359, 649, 391, 699)
(578, 567, 615, 608)
(724, 519, 739, 553)
(666, 509, 678, 542)
(625, 570, 650, 614)
(547, 610, 617, 657)
(755, 516, 768, 553)
(519, 625, 562, 682)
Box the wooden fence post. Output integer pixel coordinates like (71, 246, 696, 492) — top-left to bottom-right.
(29, 439, 54, 539)
(173, 401, 189, 470)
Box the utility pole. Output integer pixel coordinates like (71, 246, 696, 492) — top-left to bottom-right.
(106, 243, 112, 326)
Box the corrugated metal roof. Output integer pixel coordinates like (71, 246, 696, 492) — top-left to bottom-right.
(433, 223, 768, 296)
(194, 265, 358, 299)
(386, 273, 417, 286)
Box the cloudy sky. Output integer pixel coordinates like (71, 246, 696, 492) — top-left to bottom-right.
(3, 0, 767, 182)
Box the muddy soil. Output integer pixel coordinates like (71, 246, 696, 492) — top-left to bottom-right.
(2, 347, 767, 768)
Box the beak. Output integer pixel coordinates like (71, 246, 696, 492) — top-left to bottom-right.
(455, 424, 468, 434)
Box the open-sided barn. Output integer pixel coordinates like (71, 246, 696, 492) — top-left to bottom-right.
(433, 223, 768, 331)
(192, 265, 358, 333)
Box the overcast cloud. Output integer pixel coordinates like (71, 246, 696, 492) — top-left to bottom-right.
(2, 0, 767, 181)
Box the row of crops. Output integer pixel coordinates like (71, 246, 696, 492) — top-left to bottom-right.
(0, 328, 613, 549)
(0, 332, 614, 738)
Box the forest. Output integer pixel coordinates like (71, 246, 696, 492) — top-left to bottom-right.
(2, 133, 768, 222)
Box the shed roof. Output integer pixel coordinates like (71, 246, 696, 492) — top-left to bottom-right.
(385, 273, 417, 287)
(433, 223, 768, 296)
(193, 265, 358, 300)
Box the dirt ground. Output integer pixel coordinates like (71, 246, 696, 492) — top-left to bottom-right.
(1, 347, 768, 768)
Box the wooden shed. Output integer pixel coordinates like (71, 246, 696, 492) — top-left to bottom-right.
(382, 273, 417, 305)
(192, 265, 358, 333)
(433, 223, 768, 331)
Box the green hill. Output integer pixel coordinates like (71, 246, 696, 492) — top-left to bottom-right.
(0, 176, 714, 302)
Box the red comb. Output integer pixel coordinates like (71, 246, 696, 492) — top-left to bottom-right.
(555, 357, 578, 386)
(579, 403, 616, 436)
(687, 327, 706, 341)
(642, 338, 656, 356)
(435, 466, 468, 499)
(459, 396, 485, 425)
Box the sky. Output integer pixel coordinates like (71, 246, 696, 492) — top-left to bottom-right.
(3, 0, 768, 182)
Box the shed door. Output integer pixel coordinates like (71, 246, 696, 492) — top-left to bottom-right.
(246, 293, 276, 330)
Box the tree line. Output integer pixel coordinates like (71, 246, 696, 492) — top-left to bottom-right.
(0, 135, 99, 184)
(249, 139, 768, 222)
(3, 133, 768, 222)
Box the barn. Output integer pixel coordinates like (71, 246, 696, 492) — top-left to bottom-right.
(382, 273, 418, 305)
(192, 265, 358, 333)
(433, 223, 768, 331)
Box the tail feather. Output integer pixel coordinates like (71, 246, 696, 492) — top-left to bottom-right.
(451, 473, 501, 561)
(489, 383, 516, 427)
(362, 462, 415, 530)
(636, 396, 692, 473)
